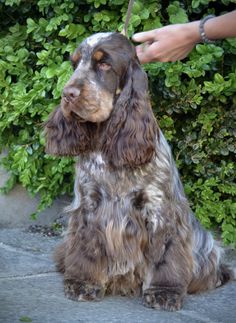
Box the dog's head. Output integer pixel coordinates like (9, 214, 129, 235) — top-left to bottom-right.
(61, 32, 135, 123)
(45, 32, 158, 167)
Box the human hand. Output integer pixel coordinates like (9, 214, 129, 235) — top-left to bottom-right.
(132, 21, 201, 63)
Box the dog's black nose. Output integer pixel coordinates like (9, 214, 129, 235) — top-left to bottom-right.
(62, 86, 81, 101)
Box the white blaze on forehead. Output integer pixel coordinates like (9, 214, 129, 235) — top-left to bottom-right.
(86, 32, 113, 47)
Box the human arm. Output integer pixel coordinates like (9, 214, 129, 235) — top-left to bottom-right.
(132, 10, 236, 64)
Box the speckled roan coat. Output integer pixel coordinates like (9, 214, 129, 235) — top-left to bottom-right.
(45, 32, 234, 311)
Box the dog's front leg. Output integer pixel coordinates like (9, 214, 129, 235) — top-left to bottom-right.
(63, 216, 108, 302)
(142, 231, 193, 311)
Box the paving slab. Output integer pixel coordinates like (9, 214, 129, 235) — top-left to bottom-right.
(0, 229, 236, 323)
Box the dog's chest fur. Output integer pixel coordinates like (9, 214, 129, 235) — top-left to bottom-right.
(71, 152, 166, 277)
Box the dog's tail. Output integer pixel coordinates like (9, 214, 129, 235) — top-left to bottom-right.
(188, 215, 235, 293)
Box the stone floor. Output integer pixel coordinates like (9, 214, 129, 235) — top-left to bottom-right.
(0, 228, 236, 323)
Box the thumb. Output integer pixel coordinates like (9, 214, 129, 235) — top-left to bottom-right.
(132, 30, 156, 43)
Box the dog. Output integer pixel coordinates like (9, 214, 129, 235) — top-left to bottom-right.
(45, 32, 234, 311)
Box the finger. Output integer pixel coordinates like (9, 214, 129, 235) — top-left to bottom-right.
(137, 42, 161, 64)
(135, 45, 144, 54)
(135, 42, 152, 54)
(137, 50, 156, 64)
(132, 30, 157, 43)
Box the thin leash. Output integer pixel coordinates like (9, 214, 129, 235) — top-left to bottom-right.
(121, 0, 135, 37)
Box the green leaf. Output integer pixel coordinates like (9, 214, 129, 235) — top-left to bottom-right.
(26, 18, 38, 33)
(59, 24, 86, 39)
(5, 0, 21, 6)
(19, 317, 32, 322)
(167, 1, 188, 24)
(45, 66, 57, 79)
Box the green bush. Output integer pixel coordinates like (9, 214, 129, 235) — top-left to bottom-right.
(0, 0, 235, 244)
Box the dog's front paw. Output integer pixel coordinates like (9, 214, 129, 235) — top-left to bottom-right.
(143, 286, 184, 311)
(64, 279, 105, 302)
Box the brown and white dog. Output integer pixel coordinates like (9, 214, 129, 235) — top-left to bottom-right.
(45, 32, 234, 311)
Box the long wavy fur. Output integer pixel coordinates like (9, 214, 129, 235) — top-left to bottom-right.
(44, 32, 234, 311)
(102, 59, 158, 167)
(45, 107, 93, 156)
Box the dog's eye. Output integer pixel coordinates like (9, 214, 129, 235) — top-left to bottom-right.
(71, 58, 81, 70)
(70, 52, 81, 70)
(97, 62, 111, 71)
(71, 62, 78, 70)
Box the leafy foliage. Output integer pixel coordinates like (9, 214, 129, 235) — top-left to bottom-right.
(0, 0, 235, 245)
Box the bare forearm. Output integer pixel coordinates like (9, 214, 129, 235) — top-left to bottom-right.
(204, 11, 236, 40)
(183, 11, 236, 44)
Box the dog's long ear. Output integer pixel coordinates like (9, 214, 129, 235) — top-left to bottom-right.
(44, 107, 91, 156)
(102, 60, 159, 167)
